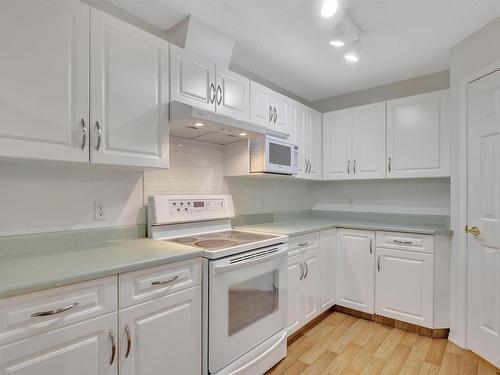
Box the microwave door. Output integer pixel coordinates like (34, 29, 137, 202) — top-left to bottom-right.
(266, 139, 293, 174)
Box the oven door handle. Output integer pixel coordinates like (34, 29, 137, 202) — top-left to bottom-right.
(211, 247, 288, 274)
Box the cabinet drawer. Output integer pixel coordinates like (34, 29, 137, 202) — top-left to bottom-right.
(376, 231, 434, 254)
(288, 232, 320, 256)
(0, 276, 117, 346)
(119, 258, 202, 308)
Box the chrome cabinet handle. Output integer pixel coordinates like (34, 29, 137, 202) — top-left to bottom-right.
(209, 83, 216, 104)
(269, 106, 274, 122)
(353, 159, 357, 174)
(308, 159, 312, 173)
(80, 119, 87, 150)
(298, 242, 308, 247)
(31, 302, 79, 317)
(388, 157, 391, 172)
(393, 239, 413, 245)
(216, 85, 223, 106)
(95, 121, 102, 151)
(273, 107, 277, 123)
(369, 238, 373, 254)
(125, 324, 131, 359)
(109, 330, 116, 365)
(377, 256, 381, 272)
(299, 262, 304, 280)
(304, 262, 309, 279)
(347, 160, 351, 174)
(151, 275, 179, 286)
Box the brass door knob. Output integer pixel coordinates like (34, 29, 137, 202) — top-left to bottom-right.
(465, 225, 481, 236)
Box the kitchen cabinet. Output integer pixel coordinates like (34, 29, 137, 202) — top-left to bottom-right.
(90, 9, 169, 168)
(250, 82, 291, 135)
(319, 229, 336, 312)
(301, 247, 320, 322)
(170, 45, 250, 121)
(307, 108, 323, 179)
(0, 0, 90, 163)
(386, 90, 450, 178)
(375, 248, 434, 328)
(0, 313, 118, 375)
(323, 102, 386, 180)
(286, 253, 303, 335)
(336, 229, 375, 314)
(119, 286, 202, 375)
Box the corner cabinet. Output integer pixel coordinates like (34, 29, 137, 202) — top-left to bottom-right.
(386, 90, 450, 178)
(90, 9, 169, 168)
(323, 102, 386, 180)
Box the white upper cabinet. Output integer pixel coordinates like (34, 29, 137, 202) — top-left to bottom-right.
(250, 82, 291, 135)
(170, 44, 216, 112)
(215, 68, 250, 121)
(307, 108, 323, 180)
(90, 9, 169, 168)
(0, 0, 90, 163)
(387, 90, 450, 178)
(323, 102, 386, 180)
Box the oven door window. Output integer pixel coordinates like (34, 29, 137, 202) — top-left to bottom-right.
(228, 270, 279, 336)
(268, 143, 291, 167)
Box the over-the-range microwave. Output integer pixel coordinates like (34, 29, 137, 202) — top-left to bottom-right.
(250, 135, 299, 175)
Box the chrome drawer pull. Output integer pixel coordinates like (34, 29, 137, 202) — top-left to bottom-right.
(298, 242, 308, 247)
(31, 302, 79, 317)
(299, 262, 304, 280)
(125, 324, 132, 359)
(80, 118, 87, 150)
(109, 330, 116, 365)
(151, 275, 179, 286)
(393, 239, 413, 245)
(304, 262, 309, 279)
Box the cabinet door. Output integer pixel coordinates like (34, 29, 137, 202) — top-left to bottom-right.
(271, 94, 291, 135)
(290, 102, 308, 177)
(323, 109, 352, 180)
(319, 230, 336, 312)
(90, 9, 169, 168)
(215, 68, 250, 121)
(0, 313, 117, 375)
(170, 44, 216, 112)
(307, 109, 323, 180)
(119, 286, 201, 375)
(375, 248, 434, 328)
(0, 0, 89, 163)
(301, 247, 319, 323)
(336, 229, 375, 314)
(387, 90, 450, 178)
(250, 82, 273, 127)
(352, 102, 386, 179)
(287, 254, 302, 336)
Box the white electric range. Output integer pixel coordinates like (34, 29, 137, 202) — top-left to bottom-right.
(148, 195, 289, 375)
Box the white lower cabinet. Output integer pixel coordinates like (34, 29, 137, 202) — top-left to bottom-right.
(301, 248, 320, 322)
(286, 253, 303, 335)
(319, 230, 336, 311)
(0, 313, 118, 375)
(119, 286, 201, 375)
(375, 248, 434, 328)
(336, 229, 375, 314)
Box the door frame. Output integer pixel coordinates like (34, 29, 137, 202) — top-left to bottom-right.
(453, 58, 500, 349)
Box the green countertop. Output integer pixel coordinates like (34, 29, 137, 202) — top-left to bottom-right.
(0, 226, 202, 299)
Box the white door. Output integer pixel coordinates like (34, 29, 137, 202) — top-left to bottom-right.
(307, 109, 323, 180)
(352, 102, 386, 179)
(250, 82, 273, 128)
(0, 0, 89, 163)
(336, 229, 375, 314)
(170, 44, 216, 112)
(119, 286, 201, 375)
(90, 9, 169, 168)
(290, 102, 308, 177)
(301, 247, 319, 322)
(319, 230, 336, 312)
(323, 109, 352, 180)
(287, 253, 302, 336)
(271, 94, 291, 135)
(0, 313, 117, 375)
(215, 69, 250, 121)
(467, 70, 500, 368)
(387, 90, 450, 178)
(375, 248, 434, 328)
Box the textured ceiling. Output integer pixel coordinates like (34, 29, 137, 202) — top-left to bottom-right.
(104, 0, 500, 101)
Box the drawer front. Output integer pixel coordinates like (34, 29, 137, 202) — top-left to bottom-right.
(0, 276, 117, 346)
(288, 232, 320, 256)
(119, 258, 202, 308)
(376, 231, 434, 254)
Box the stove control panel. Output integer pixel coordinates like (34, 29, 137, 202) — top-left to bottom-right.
(149, 195, 235, 224)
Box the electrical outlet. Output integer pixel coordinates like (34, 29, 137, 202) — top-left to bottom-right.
(94, 201, 106, 221)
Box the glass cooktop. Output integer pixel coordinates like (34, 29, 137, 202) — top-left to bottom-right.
(167, 230, 279, 250)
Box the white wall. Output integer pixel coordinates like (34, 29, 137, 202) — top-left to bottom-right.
(448, 16, 500, 347)
(0, 162, 144, 236)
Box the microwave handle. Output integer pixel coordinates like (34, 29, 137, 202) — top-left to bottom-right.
(211, 246, 288, 274)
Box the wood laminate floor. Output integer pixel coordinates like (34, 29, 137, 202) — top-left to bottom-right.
(266, 311, 500, 375)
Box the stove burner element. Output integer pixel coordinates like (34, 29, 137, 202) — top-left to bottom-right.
(195, 239, 238, 249)
(174, 237, 199, 243)
(228, 232, 270, 241)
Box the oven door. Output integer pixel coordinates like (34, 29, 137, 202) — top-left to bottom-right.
(264, 137, 293, 174)
(208, 244, 288, 373)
